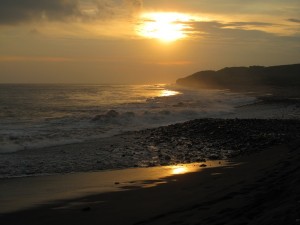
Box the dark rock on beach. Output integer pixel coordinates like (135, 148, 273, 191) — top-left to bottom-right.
(131, 118, 300, 166)
(92, 110, 120, 121)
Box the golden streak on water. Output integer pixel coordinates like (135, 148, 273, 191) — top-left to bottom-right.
(160, 89, 181, 97)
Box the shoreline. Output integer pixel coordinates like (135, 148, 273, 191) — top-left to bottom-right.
(1, 141, 299, 224)
(0, 161, 226, 214)
(1, 118, 300, 179)
(1, 94, 300, 224)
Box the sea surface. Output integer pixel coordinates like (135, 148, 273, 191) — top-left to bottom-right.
(0, 84, 255, 154)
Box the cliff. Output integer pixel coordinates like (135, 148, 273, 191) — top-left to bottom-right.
(176, 64, 300, 91)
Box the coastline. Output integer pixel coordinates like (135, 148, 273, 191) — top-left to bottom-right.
(0, 160, 226, 214)
(1, 141, 299, 225)
(1, 118, 299, 178)
(0, 94, 300, 224)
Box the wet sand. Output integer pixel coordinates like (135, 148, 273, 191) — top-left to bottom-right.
(0, 161, 225, 214)
(1, 141, 300, 225)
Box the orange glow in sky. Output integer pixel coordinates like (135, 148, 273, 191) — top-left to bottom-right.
(0, 1, 299, 84)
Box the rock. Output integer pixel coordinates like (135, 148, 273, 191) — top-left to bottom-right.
(122, 112, 135, 117)
(91, 110, 119, 121)
(200, 164, 207, 167)
(173, 102, 185, 107)
(82, 206, 91, 212)
(208, 154, 221, 160)
(148, 162, 156, 167)
(164, 155, 171, 161)
(159, 110, 171, 115)
(106, 110, 119, 117)
(196, 158, 206, 162)
(9, 136, 18, 140)
(91, 115, 104, 121)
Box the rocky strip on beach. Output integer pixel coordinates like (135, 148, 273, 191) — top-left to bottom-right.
(1, 118, 299, 178)
(128, 118, 300, 165)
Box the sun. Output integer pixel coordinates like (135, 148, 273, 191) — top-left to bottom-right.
(137, 12, 193, 43)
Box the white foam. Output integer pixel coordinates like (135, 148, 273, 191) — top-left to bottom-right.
(0, 85, 257, 154)
(0, 144, 24, 153)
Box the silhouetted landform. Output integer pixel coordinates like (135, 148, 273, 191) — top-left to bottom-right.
(177, 64, 300, 92)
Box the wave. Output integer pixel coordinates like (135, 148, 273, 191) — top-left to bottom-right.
(0, 86, 256, 154)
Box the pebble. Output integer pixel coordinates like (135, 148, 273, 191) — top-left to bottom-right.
(82, 207, 91, 212)
(2, 119, 299, 177)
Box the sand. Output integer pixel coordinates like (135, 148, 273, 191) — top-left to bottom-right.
(1, 140, 299, 225)
(0, 161, 225, 214)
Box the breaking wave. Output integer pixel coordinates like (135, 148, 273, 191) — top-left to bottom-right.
(0, 84, 256, 153)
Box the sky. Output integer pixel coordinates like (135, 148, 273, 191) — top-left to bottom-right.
(0, 0, 300, 84)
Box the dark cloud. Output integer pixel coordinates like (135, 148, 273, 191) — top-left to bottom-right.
(0, 0, 79, 24)
(183, 20, 300, 48)
(224, 21, 276, 28)
(124, 0, 142, 8)
(29, 28, 40, 35)
(145, 0, 300, 16)
(0, 0, 142, 25)
(288, 18, 300, 23)
(185, 21, 280, 43)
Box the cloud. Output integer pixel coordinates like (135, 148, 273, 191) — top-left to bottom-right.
(288, 18, 300, 23)
(185, 20, 282, 43)
(0, 0, 143, 25)
(223, 22, 276, 29)
(144, 0, 300, 16)
(0, 56, 73, 62)
(144, 60, 193, 66)
(0, 55, 131, 63)
(0, 0, 78, 24)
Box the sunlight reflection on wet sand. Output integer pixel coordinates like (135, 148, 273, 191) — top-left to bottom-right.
(0, 161, 227, 214)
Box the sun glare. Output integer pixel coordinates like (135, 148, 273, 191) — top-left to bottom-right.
(137, 12, 194, 43)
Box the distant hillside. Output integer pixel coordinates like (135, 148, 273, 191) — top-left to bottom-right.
(176, 64, 300, 91)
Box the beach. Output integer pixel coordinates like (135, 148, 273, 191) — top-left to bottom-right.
(1, 138, 299, 225)
(1, 118, 299, 178)
(1, 89, 300, 224)
(1, 112, 300, 224)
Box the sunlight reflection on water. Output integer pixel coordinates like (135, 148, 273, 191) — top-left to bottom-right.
(160, 89, 181, 97)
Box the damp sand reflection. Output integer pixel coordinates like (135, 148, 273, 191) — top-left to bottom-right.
(0, 161, 227, 213)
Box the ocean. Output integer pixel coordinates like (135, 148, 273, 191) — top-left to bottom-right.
(0, 84, 255, 154)
(0, 84, 259, 178)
